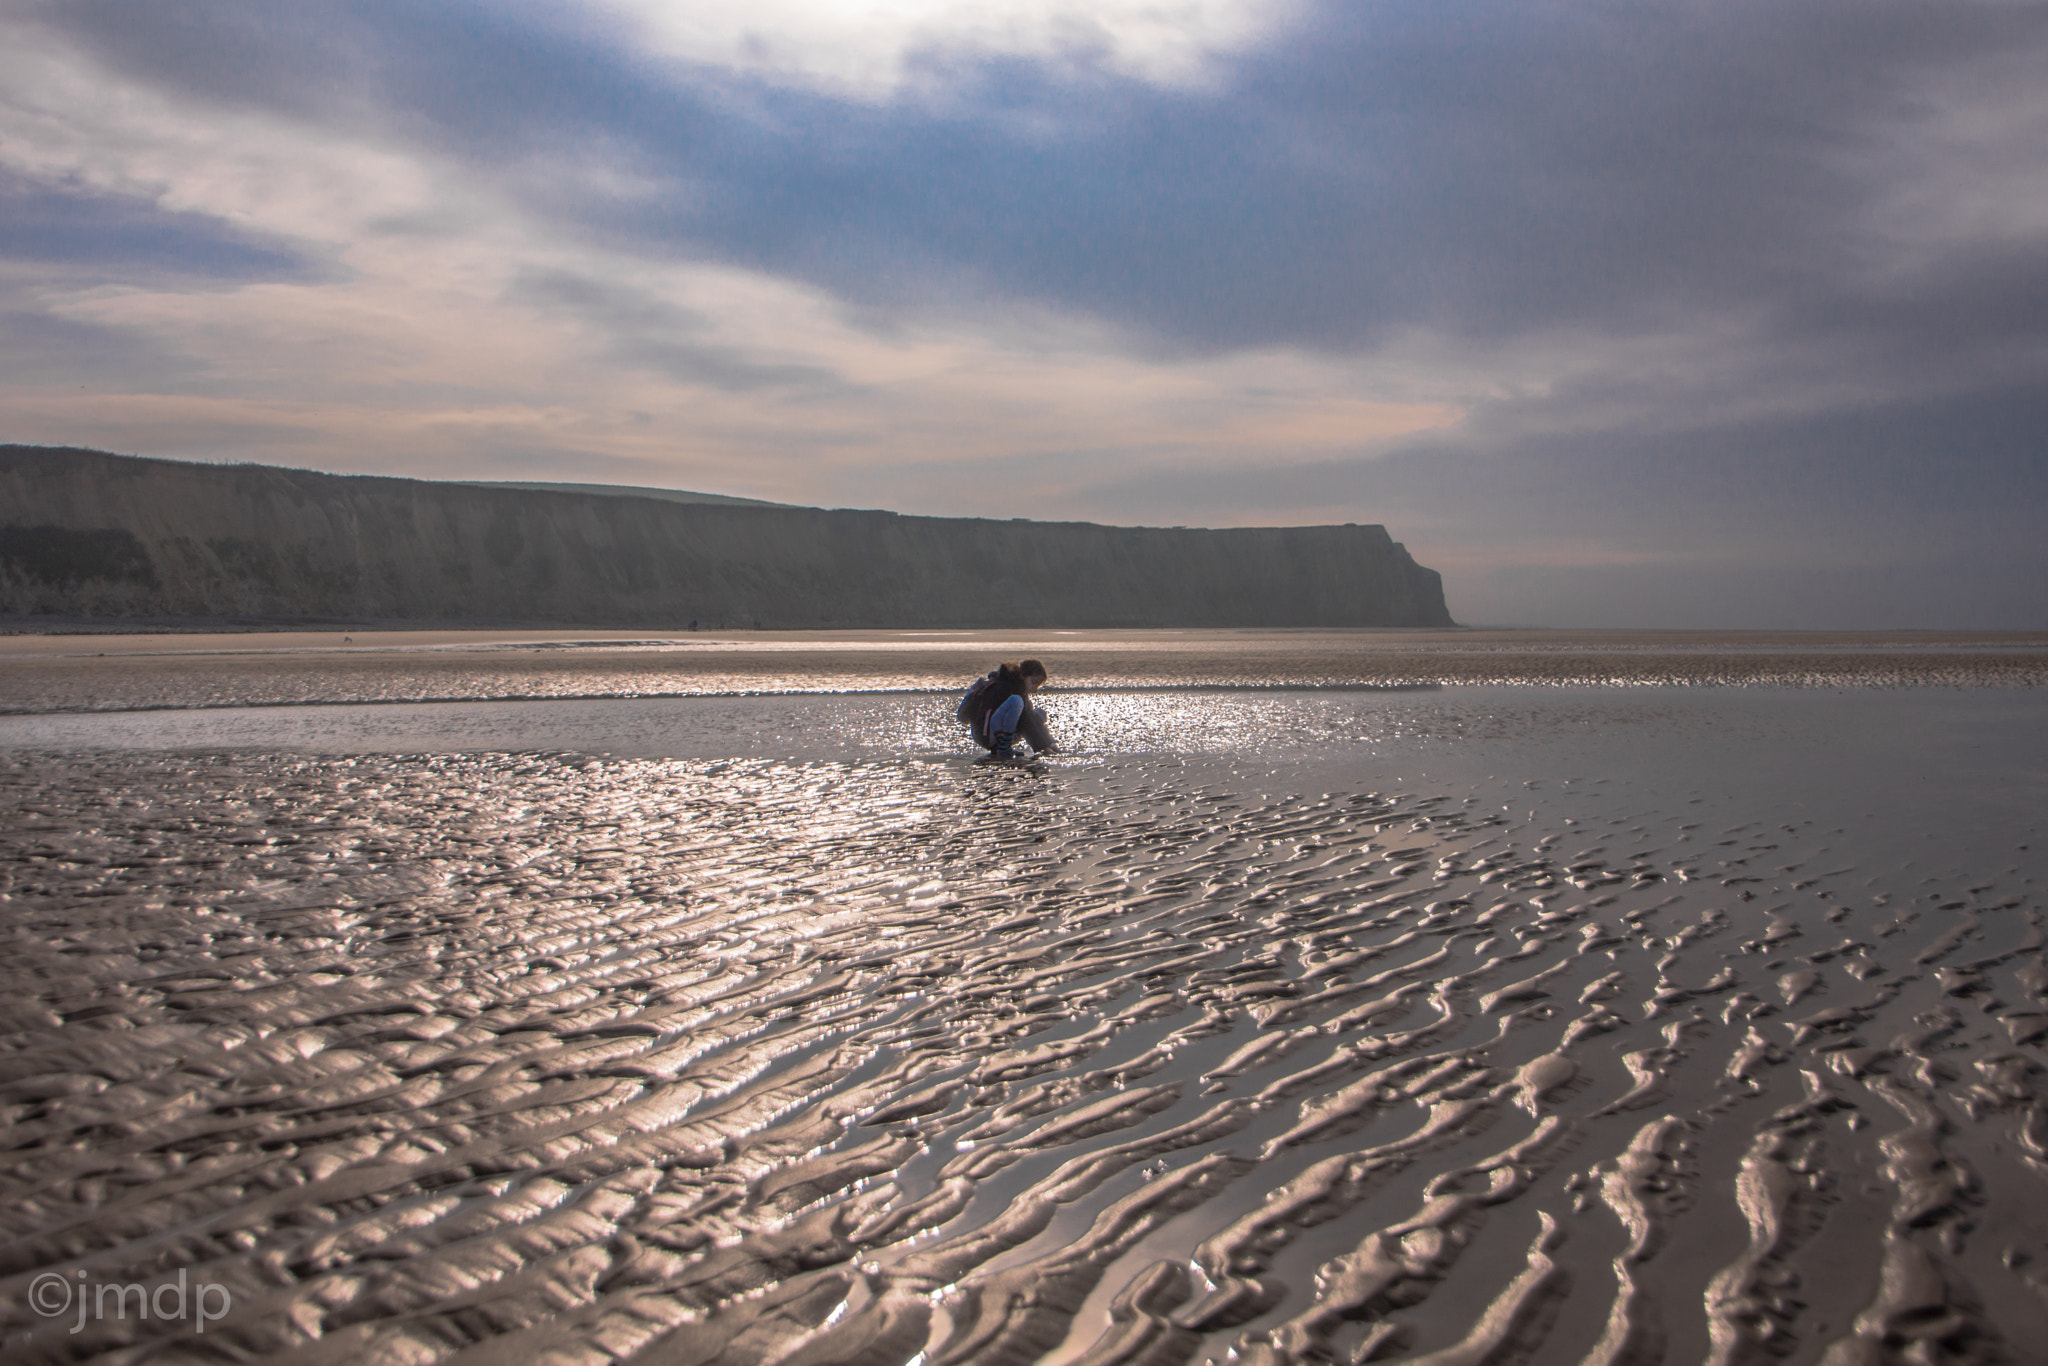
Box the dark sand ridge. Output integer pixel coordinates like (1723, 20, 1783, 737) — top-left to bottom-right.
(2, 686, 2045, 1365)
(4, 629, 2046, 715)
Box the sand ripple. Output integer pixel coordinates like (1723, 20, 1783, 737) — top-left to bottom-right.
(2, 751, 2045, 1363)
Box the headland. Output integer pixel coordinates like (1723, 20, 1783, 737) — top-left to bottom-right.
(0, 446, 1452, 630)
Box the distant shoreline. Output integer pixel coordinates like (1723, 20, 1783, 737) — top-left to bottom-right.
(5, 623, 2044, 648)
(4, 627, 2044, 718)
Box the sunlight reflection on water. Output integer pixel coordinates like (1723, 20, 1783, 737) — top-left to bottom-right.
(4, 671, 2046, 1362)
(0, 686, 1552, 760)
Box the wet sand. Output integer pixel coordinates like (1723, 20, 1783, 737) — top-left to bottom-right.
(4, 629, 2046, 715)
(2, 647, 2046, 1364)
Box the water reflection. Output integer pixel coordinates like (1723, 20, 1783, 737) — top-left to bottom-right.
(3, 730, 2043, 1362)
(5, 628, 2045, 716)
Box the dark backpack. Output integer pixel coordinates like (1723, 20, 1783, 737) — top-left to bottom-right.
(955, 672, 995, 725)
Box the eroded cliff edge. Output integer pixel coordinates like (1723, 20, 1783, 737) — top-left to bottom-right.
(0, 446, 1453, 628)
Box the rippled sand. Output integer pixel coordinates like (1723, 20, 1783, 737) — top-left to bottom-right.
(3, 676, 2047, 1363)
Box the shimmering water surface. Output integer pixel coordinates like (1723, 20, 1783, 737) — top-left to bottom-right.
(5, 627, 2046, 714)
(2, 632, 2045, 1365)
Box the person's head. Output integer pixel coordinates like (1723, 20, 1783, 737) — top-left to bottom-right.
(997, 659, 1048, 693)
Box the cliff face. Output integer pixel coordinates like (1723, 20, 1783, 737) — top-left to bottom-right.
(0, 446, 1453, 628)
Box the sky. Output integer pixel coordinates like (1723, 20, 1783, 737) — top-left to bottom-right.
(2, 0, 2045, 628)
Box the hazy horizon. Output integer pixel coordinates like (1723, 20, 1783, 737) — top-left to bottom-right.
(3, 2, 2045, 629)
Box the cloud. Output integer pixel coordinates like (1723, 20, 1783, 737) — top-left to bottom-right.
(2, 0, 2044, 625)
(0, 294, 199, 389)
(601, 0, 1292, 98)
(26, 2, 2044, 387)
(503, 268, 847, 393)
(0, 166, 319, 392)
(0, 169, 314, 282)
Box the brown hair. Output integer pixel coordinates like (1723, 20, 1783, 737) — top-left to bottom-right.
(996, 659, 1048, 689)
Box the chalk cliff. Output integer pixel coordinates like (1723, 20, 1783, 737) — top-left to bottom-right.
(0, 446, 1453, 628)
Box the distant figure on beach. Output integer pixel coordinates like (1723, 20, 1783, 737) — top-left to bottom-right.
(958, 659, 1059, 760)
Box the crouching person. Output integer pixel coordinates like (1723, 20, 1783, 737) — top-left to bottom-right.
(957, 658, 1058, 759)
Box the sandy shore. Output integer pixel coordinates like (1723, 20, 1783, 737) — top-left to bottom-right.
(3, 628, 2046, 714)
(3, 683, 2045, 1362)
